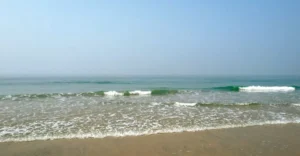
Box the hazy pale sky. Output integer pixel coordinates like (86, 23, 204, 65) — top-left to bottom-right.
(0, 0, 299, 76)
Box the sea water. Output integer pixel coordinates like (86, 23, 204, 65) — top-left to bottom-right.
(1, 75, 300, 142)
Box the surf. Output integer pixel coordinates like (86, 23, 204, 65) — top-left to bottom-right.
(239, 86, 295, 92)
(213, 86, 296, 92)
(0, 89, 180, 100)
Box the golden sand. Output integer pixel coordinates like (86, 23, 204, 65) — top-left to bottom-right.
(1, 124, 300, 156)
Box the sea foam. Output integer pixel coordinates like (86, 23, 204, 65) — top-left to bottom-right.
(104, 91, 123, 96)
(239, 86, 295, 92)
(1, 120, 299, 142)
(174, 102, 197, 106)
(129, 90, 151, 95)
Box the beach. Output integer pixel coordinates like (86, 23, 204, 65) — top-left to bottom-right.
(2, 0, 299, 155)
(1, 124, 300, 156)
(1, 76, 300, 155)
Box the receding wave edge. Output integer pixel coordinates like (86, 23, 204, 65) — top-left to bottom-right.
(1, 121, 299, 142)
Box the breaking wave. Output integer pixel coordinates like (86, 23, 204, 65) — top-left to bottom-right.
(212, 86, 240, 92)
(240, 86, 295, 92)
(0, 89, 180, 100)
(213, 86, 297, 92)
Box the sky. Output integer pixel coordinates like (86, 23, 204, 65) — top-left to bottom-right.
(0, 0, 299, 76)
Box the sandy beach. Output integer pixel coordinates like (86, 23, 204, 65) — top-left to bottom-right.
(1, 124, 300, 156)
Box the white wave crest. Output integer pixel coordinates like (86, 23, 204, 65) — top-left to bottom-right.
(174, 102, 197, 106)
(104, 91, 123, 96)
(151, 102, 161, 106)
(129, 90, 151, 95)
(234, 103, 255, 106)
(292, 104, 300, 106)
(2, 95, 12, 100)
(239, 86, 295, 92)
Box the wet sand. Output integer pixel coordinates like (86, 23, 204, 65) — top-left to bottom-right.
(1, 124, 300, 156)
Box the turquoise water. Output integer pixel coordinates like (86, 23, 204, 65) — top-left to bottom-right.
(1, 76, 300, 142)
(1, 76, 300, 94)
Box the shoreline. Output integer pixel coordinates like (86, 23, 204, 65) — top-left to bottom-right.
(1, 121, 300, 143)
(1, 123, 300, 156)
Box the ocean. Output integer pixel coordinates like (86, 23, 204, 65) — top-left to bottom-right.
(1, 75, 300, 142)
